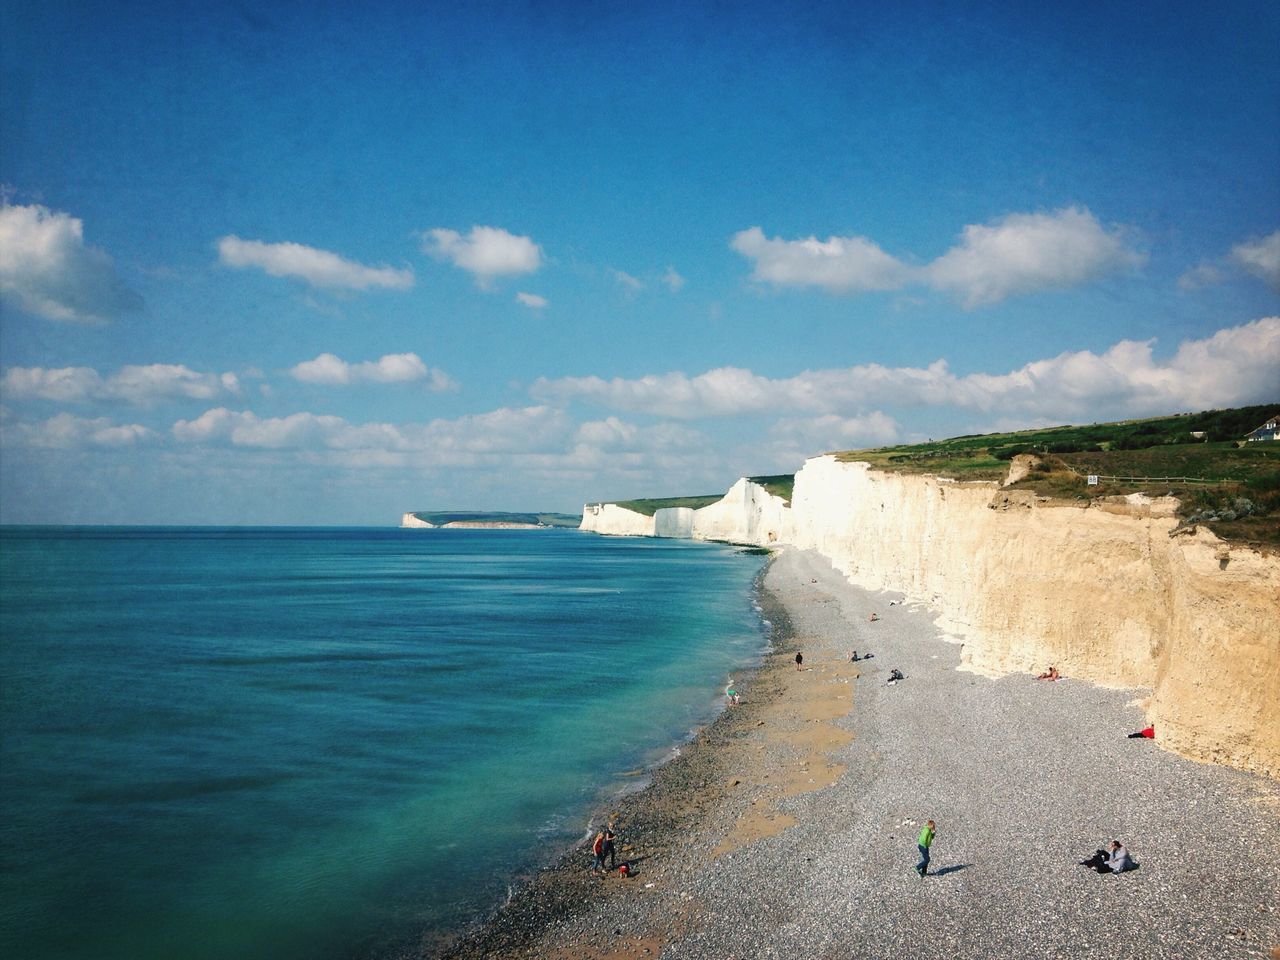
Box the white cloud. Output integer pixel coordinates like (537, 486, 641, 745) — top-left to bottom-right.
(612, 269, 643, 293)
(730, 226, 909, 294)
(663, 267, 685, 292)
(422, 226, 542, 285)
(1, 366, 101, 403)
(730, 208, 1144, 306)
(1230, 230, 1280, 290)
(1, 363, 242, 405)
(172, 405, 573, 458)
(288, 352, 456, 390)
(926, 208, 1145, 307)
(1, 411, 155, 448)
(516, 291, 548, 309)
(769, 412, 900, 450)
(216, 236, 414, 290)
(532, 317, 1280, 422)
(0, 202, 142, 323)
(576, 416, 638, 447)
(1177, 262, 1224, 291)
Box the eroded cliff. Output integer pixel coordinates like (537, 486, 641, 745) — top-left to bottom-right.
(580, 502, 655, 537)
(789, 455, 1279, 778)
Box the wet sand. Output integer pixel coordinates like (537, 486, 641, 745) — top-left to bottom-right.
(436, 548, 1280, 960)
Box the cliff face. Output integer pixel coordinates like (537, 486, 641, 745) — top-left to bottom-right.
(580, 503, 655, 537)
(579, 479, 791, 545)
(692, 478, 793, 546)
(401, 513, 435, 528)
(788, 455, 1279, 779)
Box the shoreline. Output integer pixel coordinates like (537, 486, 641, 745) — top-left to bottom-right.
(433, 547, 1280, 960)
(430, 554, 800, 960)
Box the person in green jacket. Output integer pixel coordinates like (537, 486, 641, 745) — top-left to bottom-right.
(915, 820, 935, 877)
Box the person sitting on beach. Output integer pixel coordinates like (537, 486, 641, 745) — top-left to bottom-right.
(1036, 666, 1060, 680)
(887, 668, 904, 685)
(1127, 725, 1155, 739)
(1081, 840, 1134, 874)
(1106, 841, 1134, 873)
(850, 651, 874, 662)
(868, 613, 880, 622)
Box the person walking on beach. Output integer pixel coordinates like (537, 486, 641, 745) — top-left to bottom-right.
(915, 820, 935, 877)
(795, 651, 803, 670)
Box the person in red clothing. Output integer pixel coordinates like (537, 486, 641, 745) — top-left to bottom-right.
(591, 831, 606, 872)
(1127, 725, 1155, 739)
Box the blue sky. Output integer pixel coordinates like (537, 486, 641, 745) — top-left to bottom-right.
(1, 0, 1277, 524)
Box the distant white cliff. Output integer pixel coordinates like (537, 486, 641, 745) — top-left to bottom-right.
(580, 478, 790, 546)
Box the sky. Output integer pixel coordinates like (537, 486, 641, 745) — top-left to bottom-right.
(1, 0, 1278, 524)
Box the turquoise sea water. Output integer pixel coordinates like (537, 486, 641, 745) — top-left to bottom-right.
(0, 527, 767, 960)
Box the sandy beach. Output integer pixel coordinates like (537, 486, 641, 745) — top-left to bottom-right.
(438, 547, 1280, 960)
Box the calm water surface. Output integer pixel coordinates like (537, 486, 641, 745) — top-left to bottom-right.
(0, 527, 767, 959)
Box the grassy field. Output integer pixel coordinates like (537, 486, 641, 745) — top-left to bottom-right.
(610, 495, 726, 517)
(832, 404, 1279, 545)
(748, 474, 795, 504)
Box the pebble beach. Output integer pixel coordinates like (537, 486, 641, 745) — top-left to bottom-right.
(438, 548, 1280, 960)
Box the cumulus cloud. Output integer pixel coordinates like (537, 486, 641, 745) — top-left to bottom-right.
(1, 363, 241, 405)
(731, 208, 1144, 307)
(663, 267, 686, 292)
(288, 352, 455, 391)
(769, 412, 900, 450)
(0, 202, 142, 323)
(532, 317, 1280, 422)
(576, 416, 638, 447)
(1230, 230, 1280, 290)
(925, 208, 1145, 307)
(216, 236, 414, 290)
(731, 226, 909, 294)
(516, 291, 548, 309)
(173, 404, 572, 458)
(1, 411, 155, 448)
(422, 226, 542, 285)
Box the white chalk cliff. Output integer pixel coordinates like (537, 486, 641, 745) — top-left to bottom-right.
(581, 457, 1280, 779)
(580, 502, 656, 537)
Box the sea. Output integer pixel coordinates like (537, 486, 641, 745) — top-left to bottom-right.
(0, 526, 768, 960)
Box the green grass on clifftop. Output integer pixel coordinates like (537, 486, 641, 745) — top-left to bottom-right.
(607, 475, 795, 516)
(832, 404, 1280, 546)
(748, 474, 795, 504)
(611, 495, 725, 517)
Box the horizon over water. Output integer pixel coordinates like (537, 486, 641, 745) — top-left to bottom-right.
(0, 526, 769, 960)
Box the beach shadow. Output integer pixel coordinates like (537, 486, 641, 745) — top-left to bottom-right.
(930, 864, 972, 877)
